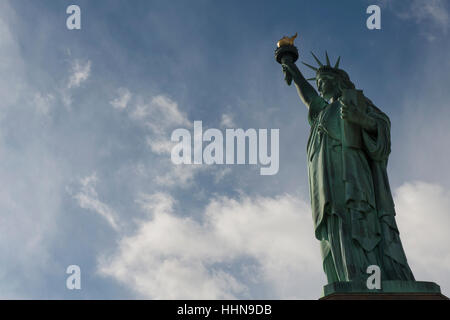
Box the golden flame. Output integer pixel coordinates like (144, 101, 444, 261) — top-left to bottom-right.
(277, 32, 298, 48)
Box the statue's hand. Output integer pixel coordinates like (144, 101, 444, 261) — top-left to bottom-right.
(281, 55, 298, 86)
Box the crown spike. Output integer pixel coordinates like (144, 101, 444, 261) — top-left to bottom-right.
(334, 56, 341, 69)
(302, 62, 318, 71)
(325, 51, 331, 66)
(310, 52, 323, 67)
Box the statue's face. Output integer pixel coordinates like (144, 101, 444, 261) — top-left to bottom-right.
(317, 74, 339, 101)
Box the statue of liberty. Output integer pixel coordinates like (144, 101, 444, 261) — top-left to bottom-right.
(275, 34, 416, 287)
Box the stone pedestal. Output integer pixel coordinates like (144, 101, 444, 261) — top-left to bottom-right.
(319, 281, 449, 300)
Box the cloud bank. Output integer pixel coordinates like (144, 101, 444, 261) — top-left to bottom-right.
(99, 193, 323, 299)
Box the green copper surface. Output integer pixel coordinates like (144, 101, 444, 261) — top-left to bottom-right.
(274, 46, 439, 295)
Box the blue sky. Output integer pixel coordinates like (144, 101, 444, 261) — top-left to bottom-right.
(0, 0, 449, 299)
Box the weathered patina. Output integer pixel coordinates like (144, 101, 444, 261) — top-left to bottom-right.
(275, 35, 415, 285)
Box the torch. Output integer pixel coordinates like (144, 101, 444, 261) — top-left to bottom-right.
(274, 33, 299, 85)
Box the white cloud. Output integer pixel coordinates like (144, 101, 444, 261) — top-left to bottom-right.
(68, 59, 91, 89)
(0, 6, 25, 108)
(220, 113, 235, 128)
(135, 192, 175, 217)
(146, 136, 175, 155)
(99, 193, 323, 299)
(214, 167, 232, 183)
(152, 164, 231, 189)
(0, 2, 66, 297)
(97, 180, 450, 299)
(128, 94, 191, 158)
(131, 95, 191, 133)
(73, 173, 119, 230)
(111, 91, 224, 189)
(110, 87, 132, 110)
(58, 59, 92, 108)
(154, 164, 203, 187)
(397, 0, 449, 35)
(33, 92, 55, 115)
(60, 88, 73, 108)
(394, 181, 450, 296)
(124, 94, 205, 188)
(0, 149, 65, 297)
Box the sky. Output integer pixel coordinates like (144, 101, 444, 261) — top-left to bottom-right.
(0, 0, 449, 299)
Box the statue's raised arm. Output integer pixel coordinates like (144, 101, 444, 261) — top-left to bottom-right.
(275, 34, 320, 108)
(281, 56, 320, 107)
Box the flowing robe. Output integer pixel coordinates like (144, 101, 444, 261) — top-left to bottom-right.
(306, 94, 414, 283)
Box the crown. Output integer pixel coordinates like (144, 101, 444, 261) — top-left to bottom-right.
(302, 52, 346, 82)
